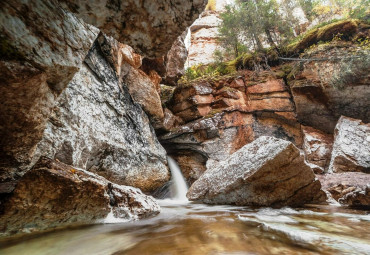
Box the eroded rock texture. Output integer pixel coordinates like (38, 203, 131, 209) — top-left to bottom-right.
(187, 136, 326, 207)
(302, 126, 333, 173)
(288, 44, 370, 133)
(187, 11, 222, 66)
(60, 0, 207, 57)
(164, 31, 189, 86)
(328, 116, 370, 173)
(34, 34, 170, 193)
(160, 72, 302, 182)
(318, 172, 370, 208)
(0, 157, 160, 237)
(0, 0, 98, 192)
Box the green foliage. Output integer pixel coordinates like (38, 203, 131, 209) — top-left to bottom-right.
(180, 62, 236, 83)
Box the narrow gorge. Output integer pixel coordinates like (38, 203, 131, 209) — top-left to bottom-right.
(0, 0, 369, 254)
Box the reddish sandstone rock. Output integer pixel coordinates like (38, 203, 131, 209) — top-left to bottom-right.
(302, 126, 333, 172)
(328, 116, 370, 173)
(246, 79, 286, 94)
(187, 136, 326, 207)
(0, 157, 160, 237)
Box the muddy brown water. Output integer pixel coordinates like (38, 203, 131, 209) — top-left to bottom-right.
(0, 200, 369, 255)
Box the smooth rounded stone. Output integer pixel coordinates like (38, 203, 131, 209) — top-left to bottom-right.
(0, 157, 160, 237)
(59, 0, 207, 57)
(328, 116, 370, 173)
(187, 136, 327, 207)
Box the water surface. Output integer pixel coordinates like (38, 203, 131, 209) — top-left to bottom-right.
(1, 201, 369, 255)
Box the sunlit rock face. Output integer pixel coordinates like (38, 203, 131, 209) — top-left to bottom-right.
(0, 0, 98, 192)
(187, 11, 222, 67)
(60, 0, 207, 57)
(34, 35, 170, 193)
(187, 136, 326, 207)
(0, 157, 160, 237)
(328, 116, 370, 174)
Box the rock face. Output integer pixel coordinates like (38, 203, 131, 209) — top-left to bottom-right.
(164, 31, 189, 86)
(0, 157, 160, 236)
(302, 126, 333, 173)
(0, 0, 98, 193)
(187, 136, 326, 207)
(318, 172, 370, 208)
(161, 72, 302, 182)
(187, 11, 223, 66)
(33, 34, 170, 193)
(328, 116, 370, 173)
(60, 0, 207, 57)
(288, 44, 370, 133)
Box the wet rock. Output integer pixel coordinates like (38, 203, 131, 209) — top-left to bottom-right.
(302, 126, 333, 172)
(0, 157, 160, 237)
(187, 136, 326, 207)
(33, 35, 170, 193)
(318, 172, 370, 207)
(339, 185, 370, 208)
(0, 0, 98, 190)
(328, 116, 370, 173)
(60, 0, 207, 57)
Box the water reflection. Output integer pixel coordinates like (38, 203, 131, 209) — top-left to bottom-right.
(0, 201, 369, 255)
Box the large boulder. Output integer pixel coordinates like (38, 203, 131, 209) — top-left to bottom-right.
(0, 157, 160, 237)
(328, 116, 370, 173)
(187, 136, 326, 207)
(0, 0, 98, 191)
(33, 34, 170, 193)
(60, 0, 207, 57)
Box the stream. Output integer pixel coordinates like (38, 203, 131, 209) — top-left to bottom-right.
(0, 158, 369, 255)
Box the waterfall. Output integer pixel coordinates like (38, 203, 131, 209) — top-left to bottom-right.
(167, 156, 189, 201)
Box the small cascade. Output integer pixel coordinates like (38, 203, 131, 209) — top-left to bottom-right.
(167, 156, 189, 201)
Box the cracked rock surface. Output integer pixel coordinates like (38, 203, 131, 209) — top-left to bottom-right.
(187, 136, 326, 207)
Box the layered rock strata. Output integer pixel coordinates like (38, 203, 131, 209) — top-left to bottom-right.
(187, 136, 326, 207)
(0, 157, 160, 237)
(288, 43, 370, 133)
(161, 72, 302, 180)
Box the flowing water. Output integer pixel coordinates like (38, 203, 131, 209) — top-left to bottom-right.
(1, 159, 369, 255)
(167, 156, 188, 202)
